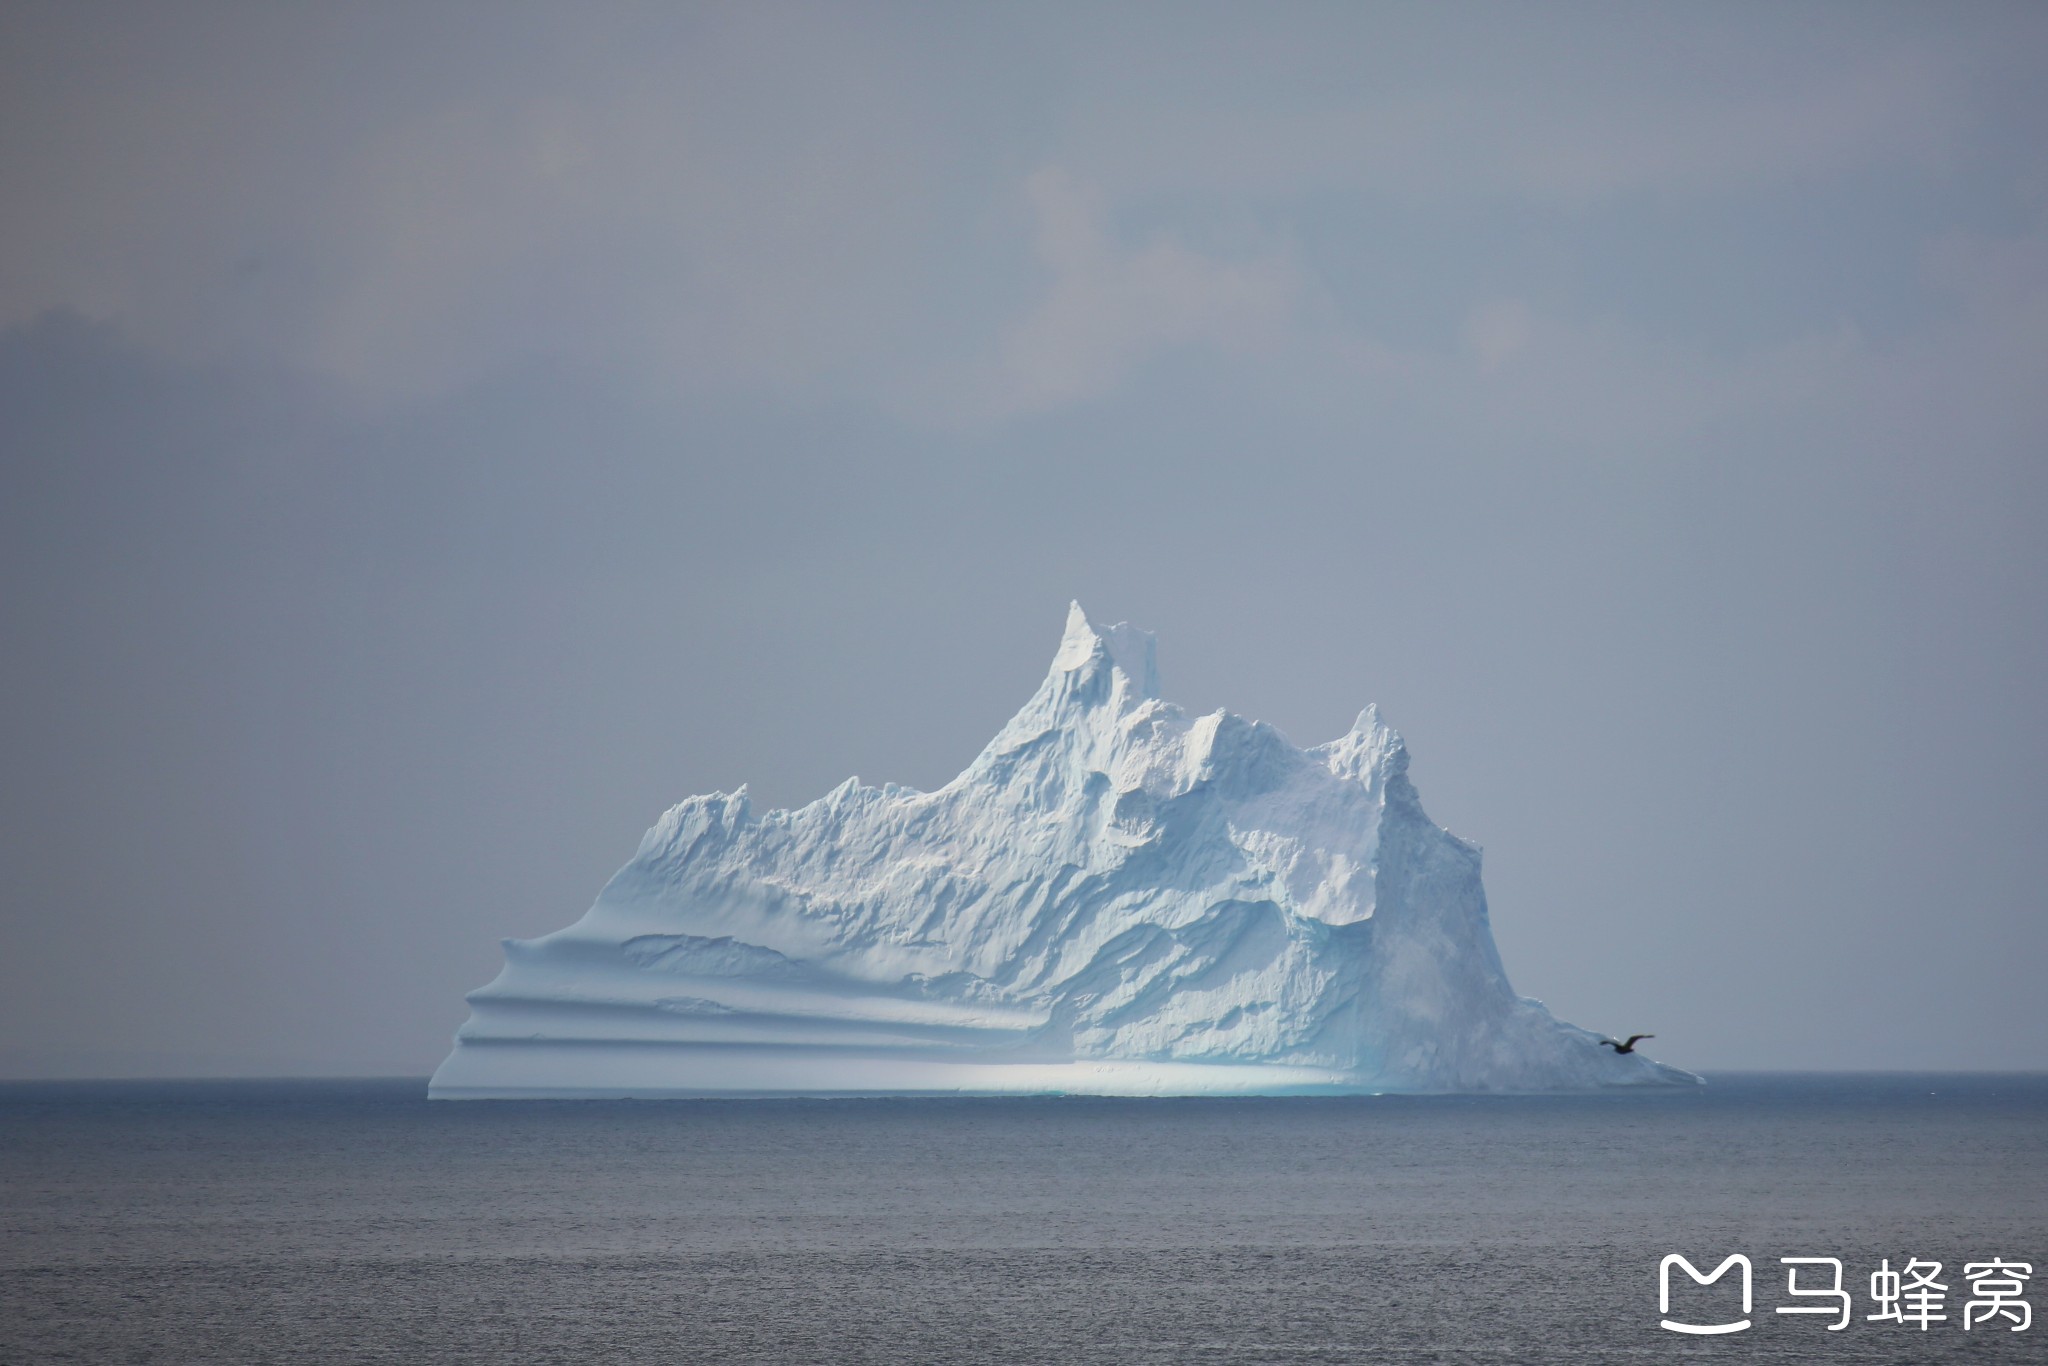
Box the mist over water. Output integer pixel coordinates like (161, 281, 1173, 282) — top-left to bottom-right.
(5, 1076, 2043, 1362)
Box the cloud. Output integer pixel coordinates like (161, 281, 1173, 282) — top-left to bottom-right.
(1, 1, 2040, 435)
(1055, 17, 1977, 207)
(1465, 299, 1533, 372)
(0, 5, 937, 406)
(312, 61, 936, 404)
(941, 167, 1304, 421)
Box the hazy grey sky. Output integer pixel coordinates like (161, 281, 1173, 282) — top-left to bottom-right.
(3, 2, 2044, 1075)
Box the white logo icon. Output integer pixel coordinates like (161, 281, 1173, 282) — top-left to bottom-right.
(1660, 1254, 1753, 1335)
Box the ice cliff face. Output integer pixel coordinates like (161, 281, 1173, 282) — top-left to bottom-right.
(431, 604, 1696, 1097)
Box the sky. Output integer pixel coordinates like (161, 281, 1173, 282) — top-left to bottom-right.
(2, 1, 2044, 1076)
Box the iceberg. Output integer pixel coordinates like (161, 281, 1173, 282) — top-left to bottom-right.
(431, 604, 1696, 1097)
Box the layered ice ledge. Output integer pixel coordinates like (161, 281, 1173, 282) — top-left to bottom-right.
(431, 604, 1697, 1097)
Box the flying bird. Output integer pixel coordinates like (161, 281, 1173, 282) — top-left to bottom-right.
(1599, 1034, 1654, 1054)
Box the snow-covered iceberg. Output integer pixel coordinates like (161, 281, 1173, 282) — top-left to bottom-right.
(431, 604, 1695, 1098)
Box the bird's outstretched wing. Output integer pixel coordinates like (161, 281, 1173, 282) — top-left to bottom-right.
(1624, 1034, 1654, 1047)
(1598, 1039, 1620, 1049)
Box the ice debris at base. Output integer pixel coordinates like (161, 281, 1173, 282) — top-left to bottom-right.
(431, 604, 1698, 1098)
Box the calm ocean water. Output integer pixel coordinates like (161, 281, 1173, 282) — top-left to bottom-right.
(2, 1074, 2043, 1364)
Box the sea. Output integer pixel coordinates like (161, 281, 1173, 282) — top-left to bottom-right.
(3, 1074, 2043, 1364)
